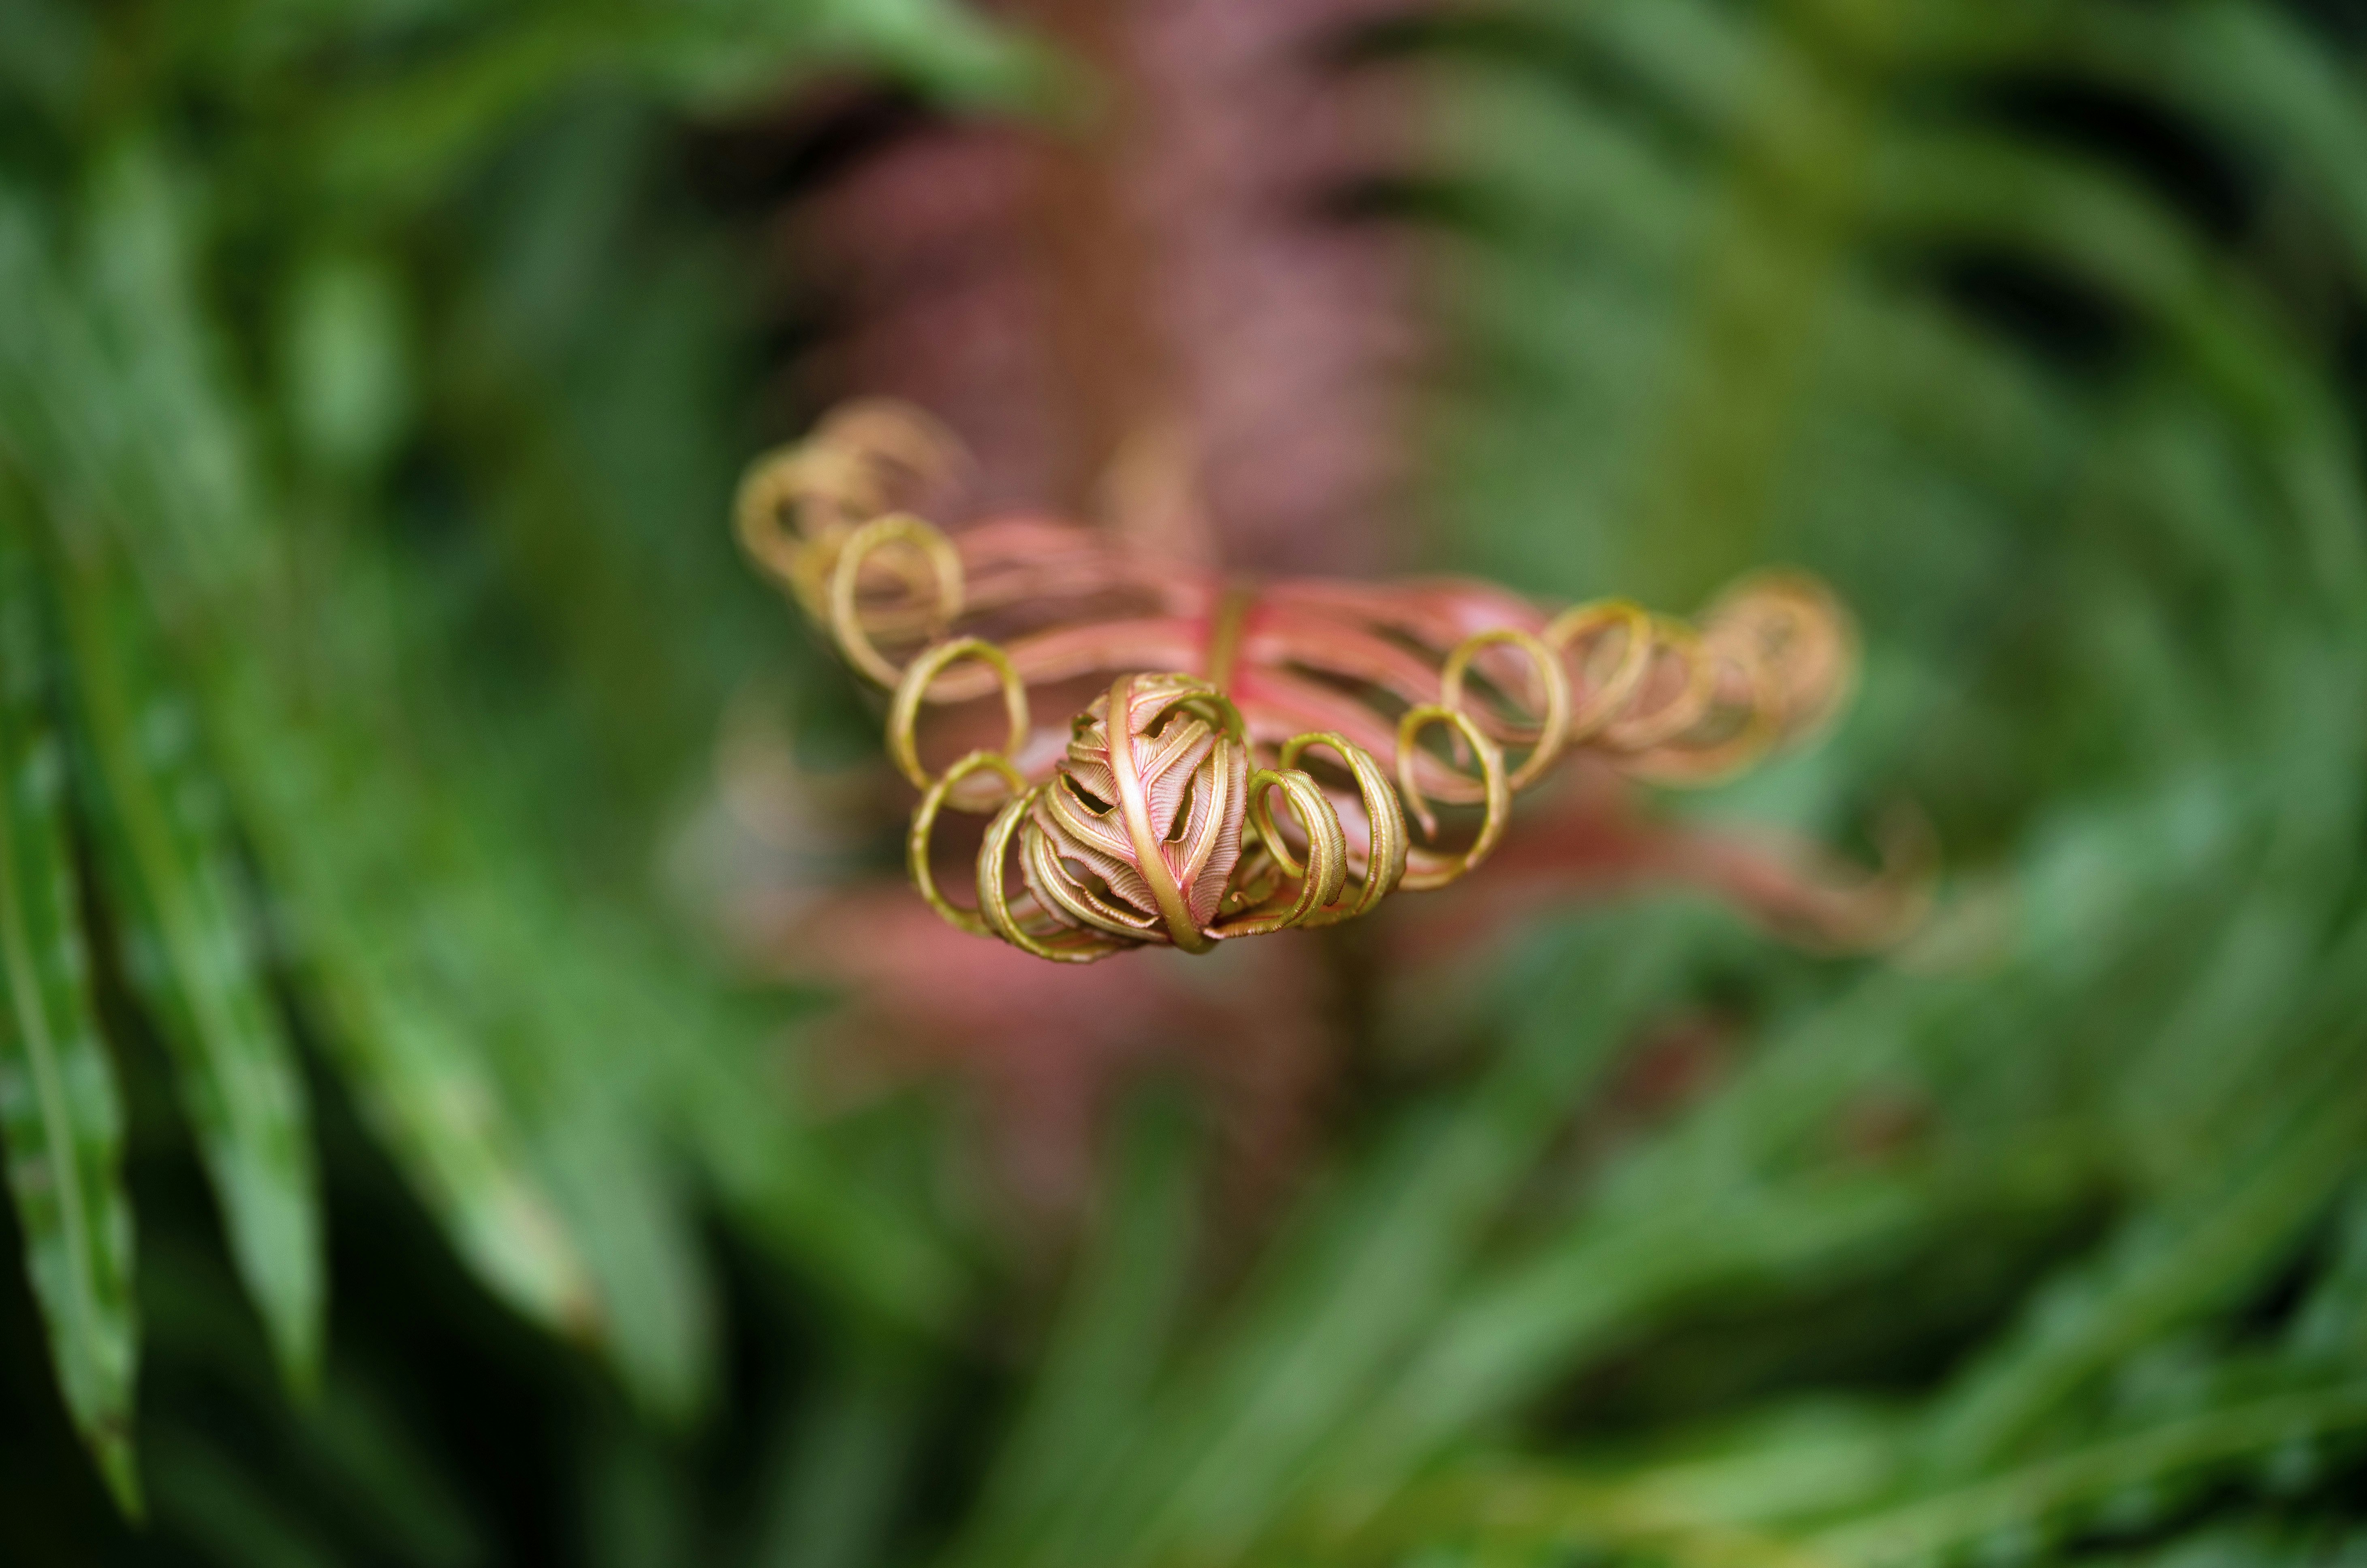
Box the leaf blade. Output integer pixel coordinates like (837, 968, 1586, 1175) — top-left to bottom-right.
(52, 535, 325, 1391)
(220, 703, 599, 1339)
(0, 499, 140, 1512)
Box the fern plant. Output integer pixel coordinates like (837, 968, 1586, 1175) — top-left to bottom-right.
(2, 0, 2365, 1564)
(0, 0, 1028, 1533)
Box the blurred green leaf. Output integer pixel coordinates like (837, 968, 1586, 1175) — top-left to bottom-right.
(949, 1094, 1203, 1568)
(0, 497, 140, 1515)
(52, 534, 326, 1392)
(748, 1343, 934, 1568)
(1815, 1378, 2367, 1568)
(147, 1421, 346, 1568)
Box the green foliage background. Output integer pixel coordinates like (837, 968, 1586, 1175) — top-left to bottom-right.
(3, 0, 2367, 1564)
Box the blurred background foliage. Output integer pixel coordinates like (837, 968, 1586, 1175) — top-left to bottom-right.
(2, 0, 2367, 1565)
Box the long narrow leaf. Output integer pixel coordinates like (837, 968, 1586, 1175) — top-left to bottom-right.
(0, 497, 139, 1512)
(948, 1094, 1203, 1568)
(52, 534, 324, 1391)
(1815, 1378, 2367, 1568)
(213, 700, 600, 1339)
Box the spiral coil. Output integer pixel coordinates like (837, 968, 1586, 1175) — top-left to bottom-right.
(735, 401, 1859, 963)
